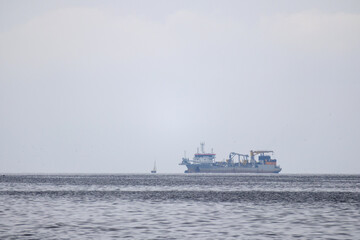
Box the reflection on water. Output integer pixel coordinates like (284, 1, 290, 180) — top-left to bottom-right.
(1, 174, 359, 239)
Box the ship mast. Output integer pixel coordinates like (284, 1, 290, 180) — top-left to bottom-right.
(151, 161, 157, 173)
(200, 142, 205, 153)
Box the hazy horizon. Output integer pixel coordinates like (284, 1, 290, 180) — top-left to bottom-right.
(1, 0, 360, 174)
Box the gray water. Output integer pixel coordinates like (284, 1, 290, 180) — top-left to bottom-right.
(0, 174, 359, 239)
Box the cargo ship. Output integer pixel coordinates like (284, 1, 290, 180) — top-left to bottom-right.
(179, 143, 281, 173)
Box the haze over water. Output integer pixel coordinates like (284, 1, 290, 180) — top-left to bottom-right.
(1, 1, 360, 174)
(1, 1, 360, 239)
(1, 174, 359, 239)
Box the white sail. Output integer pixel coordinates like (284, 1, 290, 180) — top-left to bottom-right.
(151, 161, 157, 173)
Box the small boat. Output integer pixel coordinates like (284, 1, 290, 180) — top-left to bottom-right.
(151, 161, 157, 173)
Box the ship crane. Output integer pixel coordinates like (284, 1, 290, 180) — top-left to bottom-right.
(228, 152, 249, 164)
(250, 150, 273, 163)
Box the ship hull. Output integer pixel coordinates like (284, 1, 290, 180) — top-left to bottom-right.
(184, 164, 281, 173)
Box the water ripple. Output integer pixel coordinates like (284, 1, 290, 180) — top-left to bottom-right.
(0, 174, 359, 239)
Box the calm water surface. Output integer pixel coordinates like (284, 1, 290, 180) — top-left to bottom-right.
(1, 174, 359, 239)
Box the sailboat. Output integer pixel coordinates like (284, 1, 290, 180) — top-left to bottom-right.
(151, 161, 157, 174)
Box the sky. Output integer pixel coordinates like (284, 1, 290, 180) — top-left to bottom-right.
(0, 0, 360, 174)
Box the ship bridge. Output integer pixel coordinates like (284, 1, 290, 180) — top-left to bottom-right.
(192, 143, 216, 164)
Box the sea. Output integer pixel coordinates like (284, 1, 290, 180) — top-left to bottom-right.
(0, 174, 359, 239)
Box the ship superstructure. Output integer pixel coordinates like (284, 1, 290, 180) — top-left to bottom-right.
(180, 143, 281, 173)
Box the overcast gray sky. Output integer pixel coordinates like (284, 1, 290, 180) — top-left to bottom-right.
(1, 0, 360, 174)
